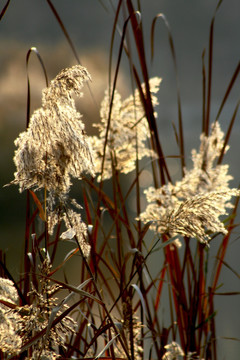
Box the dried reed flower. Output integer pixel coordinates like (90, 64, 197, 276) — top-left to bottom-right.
(126, 317, 144, 360)
(140, 122, 239, 245)
(162, 341, 184, 360)
(61, 209, 91, 258)
(186, 352, 205, 360)
(162, 341, 205, 360)
(25, 349, 60, 359)
(15, 259, 76, 358)
(12, 65, 95, 198)
(0, 277, 18, 304)
(109, 315, 143, 360)
(176, 121, 233, 198)
(90, 77, 161, 181)
(0, 277, 22, 355)
(0, 308, 22, 355)
(121, 295, 144, 359)
(141, 187, 239, 246)
(157, 190, 239, 245)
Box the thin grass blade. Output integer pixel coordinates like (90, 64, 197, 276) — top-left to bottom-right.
(94, 334, 120, 360)
(0, 0, 11, 20)
(151, 13, 185, 174)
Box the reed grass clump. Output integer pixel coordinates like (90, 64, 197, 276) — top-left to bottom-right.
(9, 65, 95, 258)
(1, 1, 239, 359)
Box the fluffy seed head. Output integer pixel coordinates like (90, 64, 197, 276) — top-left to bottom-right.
(12, 65, 95, 198)
(90, 77, 161, 181)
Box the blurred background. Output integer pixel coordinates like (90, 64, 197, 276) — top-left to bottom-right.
(0, 1, 239, 358)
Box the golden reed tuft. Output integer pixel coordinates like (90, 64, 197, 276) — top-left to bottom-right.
(12, 65, 95, 198)
(140, 122, 240, 245)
